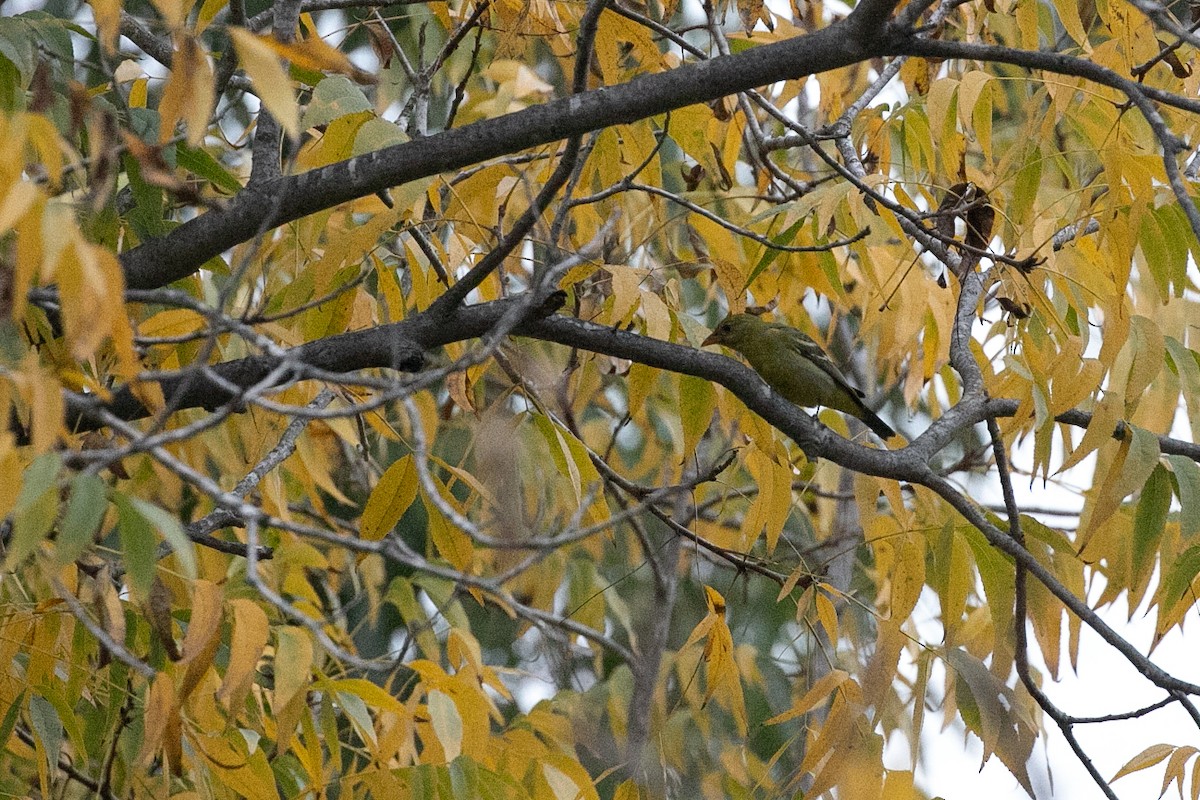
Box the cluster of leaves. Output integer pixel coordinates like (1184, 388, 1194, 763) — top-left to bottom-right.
(3, 0, 1200, 797)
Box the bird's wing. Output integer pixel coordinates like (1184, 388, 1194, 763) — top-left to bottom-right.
(766, 324, 867, 400)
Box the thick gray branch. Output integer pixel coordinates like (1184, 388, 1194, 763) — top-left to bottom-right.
(119, 9, 890, 290)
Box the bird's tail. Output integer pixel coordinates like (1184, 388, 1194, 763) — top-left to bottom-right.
(861, 407, 895, 440)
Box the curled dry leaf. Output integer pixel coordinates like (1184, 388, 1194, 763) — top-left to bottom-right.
(935, 181, 995, 280)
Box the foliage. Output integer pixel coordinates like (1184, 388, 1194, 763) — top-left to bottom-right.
(2, 0, 1200, 796)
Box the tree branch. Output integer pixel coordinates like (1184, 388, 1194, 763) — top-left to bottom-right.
(119, 12, 893, 290)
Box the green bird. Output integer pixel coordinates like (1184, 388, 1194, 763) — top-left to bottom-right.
(702, 312, 896, 440)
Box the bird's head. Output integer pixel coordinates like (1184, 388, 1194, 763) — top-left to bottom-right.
(701, 312, 762, 349)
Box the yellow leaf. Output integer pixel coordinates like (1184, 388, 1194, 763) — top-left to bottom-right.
(605, 263, 642, 326)
(764, 669, 849, 725)
(325, 678, 407, 714)
(25, 116, 68, 185)
(89, 0, 120, 51)
(259, 31, 376, 84)
(426, 689, 462, 762)
(702, 609, 747, 735)
(25, 358, 65, 454)
(899, 57, 930, 96)
(1058, 389, 1120, 475)
(1052, 0, 1090, 46)
(193, 733, 279, 800)
(195, 0, 228, 33)
(890, 532, 925, 623)
(218, 599, 269, 712)
(1162, 746, 1198, 797)
(0, 441, 19, 520)
(360, 455, 419, 541)
(703, 585, 725, 615)
(228, 28, 300, 140)
(640, 288, 670, 341)
(274, 626, 314, 713)
(1112, 743, 1178, 781)
(958, 70, 993, 161)
(530, 413, 609, 523)
(58, 237, 115, 360)
(815, 590, 838, 643)
(682, 610, 715, 653)
(446, 369, 475, 413)
(121, 342, 165, 415)
(743, 447, 792, 551)
(147, 0, 194, 29)
(129, 78, 148, 108)
(158, 34, 215, 147)
(138, 308, 207, 339)
(613, 779, 649, 800)
(293, 432, 352, 505)
(179, 580, 223, 701)
(1077, 425, 1160, 553)
(485, 60, 554, 98)
(424, 494, 474, 571)
(0, 181, 39, 237)
(373, 253, 406, 322)
(137, 672, 178, 769)
(1124, 315, 1164, 412)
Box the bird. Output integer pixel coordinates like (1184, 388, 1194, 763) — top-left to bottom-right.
(701, 312, 896, 439)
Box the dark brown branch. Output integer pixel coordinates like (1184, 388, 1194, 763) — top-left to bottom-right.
(118, 8, 892, 291)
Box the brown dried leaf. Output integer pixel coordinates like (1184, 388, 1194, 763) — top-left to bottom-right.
(681, 162, 705, 191)
(145, 576, 181, 661)
(1158, 39, 1192, 78)
(996, 296, 1031, 319)
(121, 133, 203, 203)
(935, 182, 995, 279)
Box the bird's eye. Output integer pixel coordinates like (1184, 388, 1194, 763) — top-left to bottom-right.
(720, 323, 731, 332)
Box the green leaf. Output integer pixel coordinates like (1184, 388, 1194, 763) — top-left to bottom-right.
(14, 451, 61, 507)
(27, 694, 63, 774)
(112, 494, 160, 601)
(131, 497, 195, 578)
(945, 647, 1033, 794)
(1020, 513, 1074, 554)
(0, 17, 34, 81)
(742, 216, 804, 290)
(17, 12, 74, 67)
(5, 452, 62, 569)
(384, 577, 438, 657)
(0, 54, 20, 112)
(678, 373, 716, 459)
(122, 152, 167, 238)
(302, 75, 372, 129)
(176, 144, 243, 195)
(567, 556, 605, 632)
(1131, 463, 1171, 599)
(56, 473, 108, 565)
(962, 524, 1015, 650)
(1167, 455, 1200, 538)
(1164, 338, 1200, 445)
(1158, 545, 1200, 611)
(335, 688, 377, 747)
(353, 117, 407, 156)
(1009, 140, 1043, 226)
(0, 689, 23, 748)
(36, 681, 87, 757)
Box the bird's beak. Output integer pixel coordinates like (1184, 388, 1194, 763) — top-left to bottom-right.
(701, 332, 720, 347)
